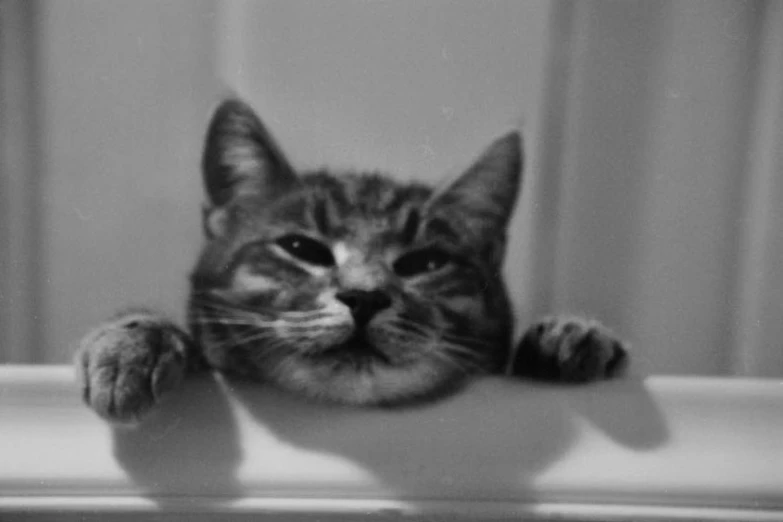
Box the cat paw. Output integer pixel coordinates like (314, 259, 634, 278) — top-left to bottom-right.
(511, 316, 628, 383)
(76, 311, 191, 423)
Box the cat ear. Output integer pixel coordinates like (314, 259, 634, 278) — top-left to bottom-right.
(428, 131, 523, 237)
(201, 98, 298, 207)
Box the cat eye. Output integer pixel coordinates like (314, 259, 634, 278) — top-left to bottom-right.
(393, 247, 453, 277)
(275, 234, 335, 266)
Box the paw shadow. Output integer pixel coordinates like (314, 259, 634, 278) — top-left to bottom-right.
(226, 374, 670, 506)
(111, 372, 243, 505)
(110, 371, 669, 510)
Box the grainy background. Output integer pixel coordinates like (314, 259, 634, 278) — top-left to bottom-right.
(2, 0, 782, 377)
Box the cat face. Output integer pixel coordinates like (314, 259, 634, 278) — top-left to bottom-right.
(189, 99, 522, 405)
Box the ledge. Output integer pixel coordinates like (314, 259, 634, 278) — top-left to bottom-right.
(1, 365, 782, 521)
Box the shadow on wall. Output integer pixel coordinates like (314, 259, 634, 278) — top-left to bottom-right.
(111, 373, 669, 512)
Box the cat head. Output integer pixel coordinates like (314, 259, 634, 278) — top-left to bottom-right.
(189, 98, 522, 405)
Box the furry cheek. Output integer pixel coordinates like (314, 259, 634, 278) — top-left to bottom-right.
(231, 264, 328, 312)
(231, 265, 284, 294)
(439, 295, 485, 321)
(278, 300, 355, 352)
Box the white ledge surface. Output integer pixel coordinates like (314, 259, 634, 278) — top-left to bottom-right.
(1, 365, 782, 521)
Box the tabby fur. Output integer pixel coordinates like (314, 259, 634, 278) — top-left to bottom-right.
(77, 98, 627, 422)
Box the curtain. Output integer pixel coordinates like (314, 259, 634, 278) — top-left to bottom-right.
(525, 0, 783, 376)
(2, 0, 782, 377)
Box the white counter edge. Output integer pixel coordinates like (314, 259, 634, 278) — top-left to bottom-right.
(2, 365, 782, 521)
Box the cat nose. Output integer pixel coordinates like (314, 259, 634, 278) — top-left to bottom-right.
(336, 289, 392, 326)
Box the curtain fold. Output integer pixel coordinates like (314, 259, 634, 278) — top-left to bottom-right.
(2, 1, 781, 376)
(732, 1, 783, 377)
(529, 0, 783, 376)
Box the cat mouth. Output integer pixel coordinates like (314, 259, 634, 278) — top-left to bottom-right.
(314, 333, 393, 365)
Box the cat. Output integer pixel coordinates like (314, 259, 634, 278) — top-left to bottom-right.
(77, 98, 628, 423)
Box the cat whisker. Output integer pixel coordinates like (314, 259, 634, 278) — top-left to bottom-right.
(372, 325, 482, 372)
(192, 301, 257, 317)
(191, 307, 260, 320)
(385, 318, 431, 337)
(191, 297, 333, 324)
(193, 302, 326, 322)
(191, 315, 282, 330)
(191, 317, 264, 327)
(440, 332, 492, 350)
(214, 329, 286, 354)
(431, 344, 487, 374)
(195, 316, 348, 350)
(437, 335, 490, 362)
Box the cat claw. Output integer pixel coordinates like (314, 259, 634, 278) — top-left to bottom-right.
(512, 316, 629, 382)
(77, 313, 190, 423)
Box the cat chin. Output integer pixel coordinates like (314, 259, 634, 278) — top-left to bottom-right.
(271, 357, 470, 406)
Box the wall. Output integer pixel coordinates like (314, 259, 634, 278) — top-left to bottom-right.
(222, 0, 551, 334)
(223, 0, 551, 335)
(2, 1, 782, 376)
(540, 1, 783, 375)
(3, 0, 552, 362)
(34, 1, 220, 360)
